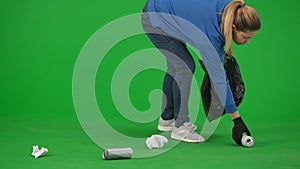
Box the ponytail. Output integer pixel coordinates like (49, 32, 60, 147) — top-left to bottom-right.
(221, 0, 261, 55)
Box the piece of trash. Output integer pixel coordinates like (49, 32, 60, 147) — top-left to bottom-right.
(102, 147, 133, 160)
(32, 145, 48, 158)
(241, 135, 255, 147)
(146, 134, 168, 149)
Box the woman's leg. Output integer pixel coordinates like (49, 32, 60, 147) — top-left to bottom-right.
(162, 41, 196, 127)
(141, 11, 196, 128)
(141, 3, 204, 143)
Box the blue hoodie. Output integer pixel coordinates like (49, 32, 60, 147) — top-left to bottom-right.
(146, 0, 237, 113)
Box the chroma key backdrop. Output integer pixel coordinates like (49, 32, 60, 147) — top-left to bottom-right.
(1, 0, 299, 169)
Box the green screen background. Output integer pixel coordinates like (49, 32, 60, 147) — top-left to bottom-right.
(1, 0, 299, 169)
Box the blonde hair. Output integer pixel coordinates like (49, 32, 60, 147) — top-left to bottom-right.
(220, 0, 261, 55)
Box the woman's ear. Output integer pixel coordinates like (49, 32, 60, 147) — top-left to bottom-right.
(232, 24, 236, 30)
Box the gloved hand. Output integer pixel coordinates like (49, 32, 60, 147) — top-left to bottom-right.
(232, 117, 251, 146)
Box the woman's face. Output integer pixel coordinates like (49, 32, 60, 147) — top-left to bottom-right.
(233, 28, 257, 45)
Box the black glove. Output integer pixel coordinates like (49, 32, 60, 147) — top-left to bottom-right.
(232, 117, 251, 146)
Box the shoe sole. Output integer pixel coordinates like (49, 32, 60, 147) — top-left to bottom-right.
(158, 125, 197, 132)
(171, 133, 205, 143)
(157, 125, 173, 132)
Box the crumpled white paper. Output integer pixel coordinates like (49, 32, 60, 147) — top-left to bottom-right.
(32, 145, 48, 158)
(146, 135, 168, 149)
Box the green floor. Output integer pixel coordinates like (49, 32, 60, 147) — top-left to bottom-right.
(1, 114, 299, 169)
(1, 0, 300, 169)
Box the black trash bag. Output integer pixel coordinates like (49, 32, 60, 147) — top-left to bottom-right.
(199, 54, 245, 122)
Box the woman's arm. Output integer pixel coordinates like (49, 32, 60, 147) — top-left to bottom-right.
(229, 111, 240, 120)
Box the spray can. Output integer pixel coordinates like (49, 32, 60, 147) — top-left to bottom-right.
(102, 147, 133, 160)
(241, 135, 254, 147)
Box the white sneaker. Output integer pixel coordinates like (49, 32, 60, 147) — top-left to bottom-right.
(171, 122, 205, 143)
(158, 118, 198, 132)
(158, 117, 175, 131)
